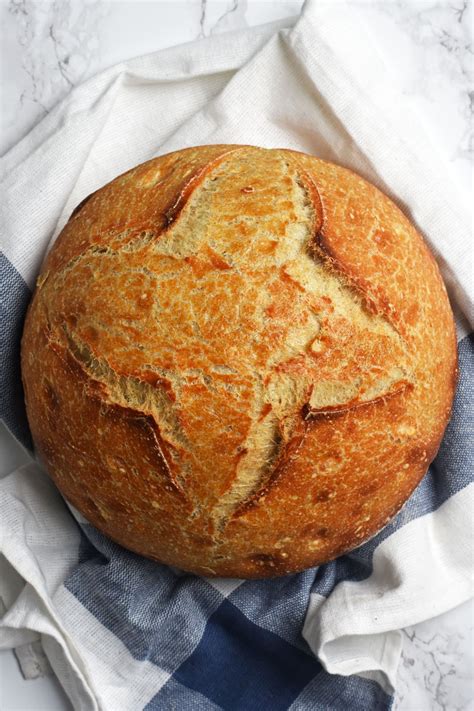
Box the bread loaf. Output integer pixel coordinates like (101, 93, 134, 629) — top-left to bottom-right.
(21, 145, 457, 578)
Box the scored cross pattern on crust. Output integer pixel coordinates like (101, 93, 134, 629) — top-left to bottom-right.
(22, 145, 455, 577)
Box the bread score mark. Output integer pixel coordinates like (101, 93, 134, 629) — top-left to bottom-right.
(306, 167, 403, 328)
(49, 147, 415, 536)
(56, 327, 191, 500)
(302, 379, 414, 420)
(162, 146, 246, 228)
(219, 156, 415, 525)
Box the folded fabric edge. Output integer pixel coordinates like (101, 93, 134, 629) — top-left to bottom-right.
(0, 582, 96, 711)
(303, 484, 474, 691)
(0, 16, 295, 177)
(0, 463, 95, 708)
(325, 631, 402, 695)
(13, 639, 53, 680)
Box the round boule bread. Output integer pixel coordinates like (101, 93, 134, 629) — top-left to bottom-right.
(21, 145, 457, 578)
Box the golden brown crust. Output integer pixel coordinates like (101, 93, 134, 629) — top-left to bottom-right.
(21, 145, 457, 578)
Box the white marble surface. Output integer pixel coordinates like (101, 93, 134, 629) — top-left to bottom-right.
(0, 0, 472, 195)
(394, 599, 474, 711)
(0, 1, 472, 710)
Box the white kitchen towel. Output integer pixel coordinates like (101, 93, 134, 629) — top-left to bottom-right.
(1, 1, 472, 710)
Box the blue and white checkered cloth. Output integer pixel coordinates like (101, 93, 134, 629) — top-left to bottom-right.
(1, 2, 472, 709)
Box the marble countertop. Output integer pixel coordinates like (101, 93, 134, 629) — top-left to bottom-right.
(0, 1, 472, 710)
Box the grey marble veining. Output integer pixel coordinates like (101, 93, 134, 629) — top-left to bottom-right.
(1, 0, 110, 152)
(394, 599, 474, 711)
(0, 1, 472, 709)
(364, 0, 473, 189)
(197, 0, 249, 38)
(1, 0, 472, 195)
